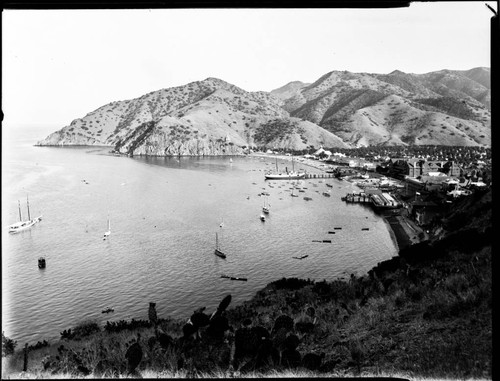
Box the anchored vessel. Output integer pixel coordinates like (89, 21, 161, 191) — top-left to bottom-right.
(38, 257, 46, 268)
(262, 196, 270, 214)
(214, 232, 227, 259)
(103, 218, 111, 238)
(265, 157, 306, 180)
(9, 196, 42, 234)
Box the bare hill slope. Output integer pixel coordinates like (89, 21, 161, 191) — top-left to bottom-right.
(37, 68, 490, 154)
(271, 68, 490, 147)
(37, 78, 348, 155)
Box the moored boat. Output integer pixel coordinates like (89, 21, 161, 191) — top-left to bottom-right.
(214, 232, 227, 258)
(262, 196, 270, 214)
(103, 217, 111, 239)
(38, 257, 46, 268)
(9, 196, 42, 234)
(265, 172, 306, 180)
(265, 157, 306, 180)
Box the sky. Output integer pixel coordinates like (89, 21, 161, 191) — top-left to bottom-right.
(2, 2, 496, 128)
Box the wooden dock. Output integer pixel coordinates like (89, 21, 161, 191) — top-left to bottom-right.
(342, 191, 402, 209)
(342, 192, 373, 203)
(304, 173, 336, 179)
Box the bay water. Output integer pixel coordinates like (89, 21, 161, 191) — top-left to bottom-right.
(2, 126, 398, 345)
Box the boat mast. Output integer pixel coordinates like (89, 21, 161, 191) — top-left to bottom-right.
(216, 232, 219, 250)
(275, 158, 278, 173)
(18, 200, 22, 221)
(27, 195, 31, 221)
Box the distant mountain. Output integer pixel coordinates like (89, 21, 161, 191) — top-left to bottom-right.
(37, 68, 490, 154)
(271, 68, 490, 147)
(36, 78, 347, 155)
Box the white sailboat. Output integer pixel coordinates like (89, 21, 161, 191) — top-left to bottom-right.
(103, 218, 111, 238)
(262, 196, 270, 214)
(8, 196, 42, 234)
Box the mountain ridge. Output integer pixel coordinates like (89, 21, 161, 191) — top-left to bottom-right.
(36, 67, 490, 154)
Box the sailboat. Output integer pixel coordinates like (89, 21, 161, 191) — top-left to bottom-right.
(214, 232, 227, 258)
(291, 187, 299, 197)
(8, 196, 42, 234)
(262, 196, 270, 214)
(264, 157, 306, 180)
(103, 218, 111, 238)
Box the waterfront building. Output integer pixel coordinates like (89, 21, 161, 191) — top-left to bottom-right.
(389, 158, 461, 179)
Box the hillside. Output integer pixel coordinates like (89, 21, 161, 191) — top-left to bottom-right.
(272, 68, 491, 147)
(36, 78, 348, 155)
(36, 68, 491, 154)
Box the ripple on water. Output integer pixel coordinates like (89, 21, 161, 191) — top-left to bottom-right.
(3, 147, 398, 344)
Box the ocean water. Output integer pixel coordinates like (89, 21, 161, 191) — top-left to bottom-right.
(2, 126, 398, 345)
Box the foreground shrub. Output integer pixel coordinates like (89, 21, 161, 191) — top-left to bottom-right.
(60, 320, 101, 340)
(2, 332, 17, 357)
(271, 277, 314, 291)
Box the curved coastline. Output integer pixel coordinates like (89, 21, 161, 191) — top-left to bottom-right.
(250, 151, 425, 250)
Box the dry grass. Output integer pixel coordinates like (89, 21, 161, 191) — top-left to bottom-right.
(1, 368, 493, 380)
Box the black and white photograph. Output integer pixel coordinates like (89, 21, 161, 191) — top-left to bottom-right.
(2, 3, 494, 379)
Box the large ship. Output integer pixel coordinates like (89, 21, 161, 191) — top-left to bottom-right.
(8, 196, 42, 234)
(264, 172, 306, 180)
(264, 157, 306, 180)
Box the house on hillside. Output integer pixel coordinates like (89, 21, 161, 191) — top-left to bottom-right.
(314, 147, 332, 159)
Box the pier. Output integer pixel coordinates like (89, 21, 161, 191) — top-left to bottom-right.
(304, 173, 336, 179)
(342, 192, 372, 203)
(341, 190, 401, 209)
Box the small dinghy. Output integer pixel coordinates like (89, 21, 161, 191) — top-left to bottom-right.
(38, 257, 46, 269)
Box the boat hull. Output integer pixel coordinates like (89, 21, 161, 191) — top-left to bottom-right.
(9, 216, 42, 234)
(214, 249, 226, 259)
(265, 173, 305, 180)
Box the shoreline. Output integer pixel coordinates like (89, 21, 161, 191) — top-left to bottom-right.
(383, 215, 412, 251)
(249, 152, 331, 173)
(250, 152, 426, 251)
